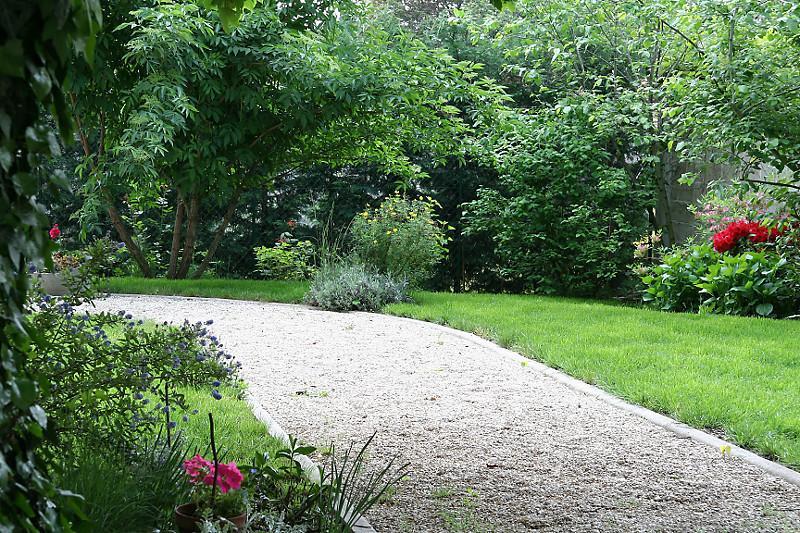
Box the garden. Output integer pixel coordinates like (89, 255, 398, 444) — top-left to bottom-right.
(2, 0, 800, 531)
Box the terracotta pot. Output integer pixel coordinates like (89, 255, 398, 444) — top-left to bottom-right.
(174, 503, 247, 532)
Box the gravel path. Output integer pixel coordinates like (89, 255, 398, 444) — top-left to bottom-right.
(91, 295, 800, 532)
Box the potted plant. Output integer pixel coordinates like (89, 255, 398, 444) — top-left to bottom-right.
(33, 224, 81, 296)
(175, 414, 247, 532)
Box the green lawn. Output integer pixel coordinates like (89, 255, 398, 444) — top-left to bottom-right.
(174, 386, 283, 465)
(106, 278, 800, 468)
(105, 277, 308, 303)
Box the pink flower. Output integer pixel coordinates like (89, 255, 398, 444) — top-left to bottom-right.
(49, 224, 61, 240)
(183, 455, 213, 483)
(201, 461, 243, 493)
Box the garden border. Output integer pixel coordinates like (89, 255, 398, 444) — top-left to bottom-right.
(381, 313, 800, 489)
(245, 392, 376, 533)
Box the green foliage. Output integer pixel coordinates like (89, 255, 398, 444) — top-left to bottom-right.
(698, 252, 798, 318)
(642, 244, 799, 318)
(28, 290, 238, 450)
(464, 103, 653, 296)
(71, 1, 509, 278)
(0, 0, 101, 528)
(254, 239, 316, 280)
(350, 195, 449, 287)
(304, 262, 409, 312)
(641, 244, 719, 313)
(55, 435, 191, 532)
(249, 433, 408, 531)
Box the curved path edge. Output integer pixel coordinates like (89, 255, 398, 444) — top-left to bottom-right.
(245, 392, 376, 533)
(383, 312, 800, 489)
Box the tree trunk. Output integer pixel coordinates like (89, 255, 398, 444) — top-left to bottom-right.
(106, 202, 152, 278)
(193, 189, 241, 279)
(167, 197, 185, 279)
(176, 194, 199, 279)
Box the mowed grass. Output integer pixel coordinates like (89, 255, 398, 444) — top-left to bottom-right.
(106, 278, 800, 468)
(386, 292, 800, 468)
(106, 277, 308, 303)
(172, 386, 283, 465)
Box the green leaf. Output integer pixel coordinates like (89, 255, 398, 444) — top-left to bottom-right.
(755, 303, 773, 317)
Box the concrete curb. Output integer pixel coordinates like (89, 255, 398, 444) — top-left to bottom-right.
(245, 392, 377, 533)
(383, 313, 800, 489)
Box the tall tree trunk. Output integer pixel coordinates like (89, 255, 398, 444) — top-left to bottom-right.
(167, 197, 185, 279)
(193, 189, 241, 279)
(106, 202, 152, 278)
(176, 194, 199, 279)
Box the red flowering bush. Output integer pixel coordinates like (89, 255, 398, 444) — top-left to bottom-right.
(712, 220, 781, 253)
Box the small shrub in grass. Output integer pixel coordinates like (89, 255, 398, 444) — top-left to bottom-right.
(641, 244, 718, 312)
(350, 194, 449, 287)
(304, 262, 409, 312)
(254, 237, 316, 280)
(641, 244, 799, 317)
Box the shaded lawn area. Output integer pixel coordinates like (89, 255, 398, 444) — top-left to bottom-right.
(106, 278, 800, 468)
(105, 277, 308, 303)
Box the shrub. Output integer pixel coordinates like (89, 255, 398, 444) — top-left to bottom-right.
(698, 252, 798, 317)
(350, 194, 449, 287)
(28, 286, 240, 450)
(254, 237, 316, 280)
(641, 244, 799, 317)
(304, 262, 409, 312)
(641, 244, 718, 313)
(463, 102, 652, 296)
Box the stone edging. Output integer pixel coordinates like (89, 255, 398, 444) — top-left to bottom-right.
(245, 393, 377, 533)
(381, 313, 800, 489)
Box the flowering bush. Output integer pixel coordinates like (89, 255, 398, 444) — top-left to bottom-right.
(28, 279, 240, 450)
(712, 220, 782, 253)
(690, 185, 779, 237)
(183, 454, 246, 518)
(350, 194, 449, 288)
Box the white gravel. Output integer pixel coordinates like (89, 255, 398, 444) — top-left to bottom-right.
(91, 294, 800, 532)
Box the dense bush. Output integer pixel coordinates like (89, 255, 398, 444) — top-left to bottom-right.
(28, 272, 239, 450)
(463, 104, 652, 297)
(304, 262, 409, 312)
(350, 195, 449, 288)
(254, 237, 316, 280)
(641, 244, 718, 313)
(642, 244, 799, 318)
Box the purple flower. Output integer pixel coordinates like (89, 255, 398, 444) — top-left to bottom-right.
(205, 320, 214, 325)
(211, 390, 222, 400)
(135, 392, 144, 400)
(168, 421, 177, 429)
(212, 380, 221, 387)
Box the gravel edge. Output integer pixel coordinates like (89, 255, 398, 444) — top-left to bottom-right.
(245, 392, 377, 532)
(382, 313, 800, 488)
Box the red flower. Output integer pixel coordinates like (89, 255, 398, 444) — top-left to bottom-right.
(712, 220, 781, 253)
(49, 224, 61, 240)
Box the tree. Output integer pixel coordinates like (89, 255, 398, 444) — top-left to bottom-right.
(71, 1, 508, 278)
